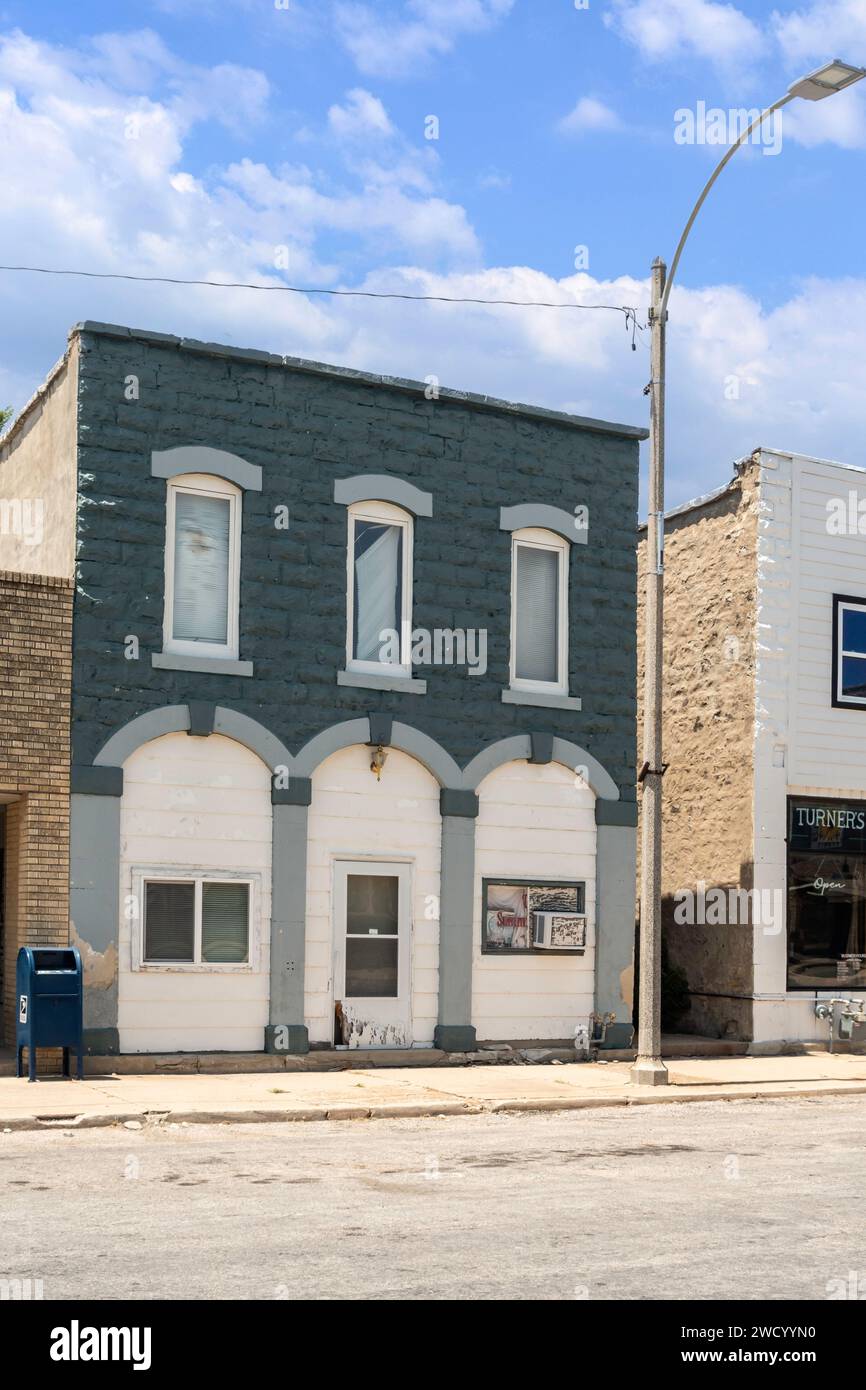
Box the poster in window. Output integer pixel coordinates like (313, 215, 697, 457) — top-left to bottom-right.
(483, 882, 583, 950)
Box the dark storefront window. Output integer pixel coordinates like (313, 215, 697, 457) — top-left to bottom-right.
(787, 798, 866, 990)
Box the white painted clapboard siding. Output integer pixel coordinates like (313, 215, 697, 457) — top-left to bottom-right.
(118, 732, 271, 1052)
(306, 745, 441, 1046)
(472, 760, 596, 1041)
(791, 458, 866, 790)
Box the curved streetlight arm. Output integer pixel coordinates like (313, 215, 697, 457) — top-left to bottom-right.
(659, 93, 794, 318)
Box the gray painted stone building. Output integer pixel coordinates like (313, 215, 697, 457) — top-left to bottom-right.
(6, 321, 646, 1056)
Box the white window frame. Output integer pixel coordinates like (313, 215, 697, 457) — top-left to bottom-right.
(163, 472, 242, 661)
(509, 526, 569, 696)
(130, 867, 259, 973)
(835, 597, 866, 708)
(346, 499, 413, 677)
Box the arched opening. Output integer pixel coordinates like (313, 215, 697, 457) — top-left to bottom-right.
(472, 758, 597, 1044)
(117, 731, 272, 1053)
(306, 744, 441, 1048)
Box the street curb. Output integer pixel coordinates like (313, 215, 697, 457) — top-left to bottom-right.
(4, 1082, 866, 1132)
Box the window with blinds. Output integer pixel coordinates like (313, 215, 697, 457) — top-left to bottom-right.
(142, 878, 251, 966)
(353, 520, 402, 663)
(511, 532, 567, 691)
(164, 475, 241, 660)
(173, 491, 231, 644)
(346, 501, 412, 672)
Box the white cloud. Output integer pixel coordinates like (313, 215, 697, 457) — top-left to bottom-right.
(334, 0, 514, 78)
(605, 0, 764, 66)
(772, 0, 866, 64)
(2, 26, 866, 511)
(782, 86, 866, 146)
(557, 96, 624, 136)
(478, 169, 512, 190)
(328, 87, 394, 140)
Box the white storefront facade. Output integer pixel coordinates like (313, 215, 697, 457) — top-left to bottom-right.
(753, 447, 866, 1045)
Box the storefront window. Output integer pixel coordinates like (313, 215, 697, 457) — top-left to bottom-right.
(787, 798, 866, 990)
(482, 880, 584, 953)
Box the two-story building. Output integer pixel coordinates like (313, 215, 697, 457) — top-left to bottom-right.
(639, 447, 866, 1048)
(2, 321, 645, 1057)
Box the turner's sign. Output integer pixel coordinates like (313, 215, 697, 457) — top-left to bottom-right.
(789, 798, 866, 853)
(794, 806, 866, 831)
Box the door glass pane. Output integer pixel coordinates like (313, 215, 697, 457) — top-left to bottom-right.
(515, 544, 559, 683)
(347, 874, 399, 935)
(202, 882, 249, 963)
(346, 937, 399, 997)
(144, 882, 195, 961)
(173, 491, 231, 644)
(353, 520, 402, 663)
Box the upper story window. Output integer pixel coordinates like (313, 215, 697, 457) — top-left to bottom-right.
(833, 595, 866, 709)
(164, 473, 241, 661)
(346, 500, 413, 676)
(510, 527, 569, 695)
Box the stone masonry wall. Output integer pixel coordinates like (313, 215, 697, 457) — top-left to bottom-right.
(637, 461, 759, 1038)
(71, 325, 641, 797)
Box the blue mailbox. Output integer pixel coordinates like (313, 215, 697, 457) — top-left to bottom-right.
(16, 946, 84, 1082)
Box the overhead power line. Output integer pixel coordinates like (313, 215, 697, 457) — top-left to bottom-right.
(0, 262, 646, 343)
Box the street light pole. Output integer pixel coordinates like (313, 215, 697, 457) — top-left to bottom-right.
(633, 255, 668, 1087)
(631, 60, 866, 1087)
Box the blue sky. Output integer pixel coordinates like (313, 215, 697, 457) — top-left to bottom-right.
(1, 0, 865, 505)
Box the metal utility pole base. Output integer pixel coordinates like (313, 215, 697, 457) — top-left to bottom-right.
(630, 1058, 669, 1087)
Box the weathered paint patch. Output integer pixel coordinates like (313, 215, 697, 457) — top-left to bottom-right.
(70, 923, 117, 990)
(620, 962, 634, 1010)
(342, 1005, 408, 1049)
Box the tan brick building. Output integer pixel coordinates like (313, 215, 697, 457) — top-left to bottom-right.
(0, 570, 73, 1044)
(0, 349, 76, 1050)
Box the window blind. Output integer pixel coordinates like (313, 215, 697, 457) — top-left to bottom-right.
(353, 521, 402, 663)
(515, 544, 559, 682)
(144, 882, 195, 961)
(202, 882, 250, 963)
(173, 491, 231, 644)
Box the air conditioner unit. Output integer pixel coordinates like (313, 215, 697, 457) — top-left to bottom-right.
(532, 912, 587, 951)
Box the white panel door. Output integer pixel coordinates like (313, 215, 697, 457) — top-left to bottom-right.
(333, 861, 412, 1048)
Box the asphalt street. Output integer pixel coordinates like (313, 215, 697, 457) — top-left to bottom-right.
(2, 1094, 864, 1301)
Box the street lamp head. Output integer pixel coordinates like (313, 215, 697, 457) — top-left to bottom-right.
(788, 59, 866, 101)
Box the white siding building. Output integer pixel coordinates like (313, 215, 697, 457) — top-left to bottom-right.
(651, 447, 866, 1048)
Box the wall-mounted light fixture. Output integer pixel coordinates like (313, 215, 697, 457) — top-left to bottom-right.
(370, 744, 388, 781)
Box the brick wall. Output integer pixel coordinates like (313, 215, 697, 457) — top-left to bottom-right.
(0, 570, 73, 1044)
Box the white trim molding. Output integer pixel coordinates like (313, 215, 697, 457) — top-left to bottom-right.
(161, 472, 242, 664)
(508, 526, 570, 700)
(130, 866, 262, 973)
(345, 498, 414, 678)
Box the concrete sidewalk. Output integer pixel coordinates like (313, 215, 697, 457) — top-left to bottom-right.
(3, 1053, 866, 1130)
